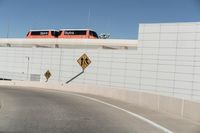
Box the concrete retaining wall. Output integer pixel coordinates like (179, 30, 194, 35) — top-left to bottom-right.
(0, 81, 199, 123)
(0, 22, 200, 103)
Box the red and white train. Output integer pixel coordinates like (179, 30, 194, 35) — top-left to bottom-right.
(26, 29, 98, 39)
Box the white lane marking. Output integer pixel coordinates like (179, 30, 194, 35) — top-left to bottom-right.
(69, 93, 174, 133)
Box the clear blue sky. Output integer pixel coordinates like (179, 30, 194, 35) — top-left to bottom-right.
(0, 0, 200, 39)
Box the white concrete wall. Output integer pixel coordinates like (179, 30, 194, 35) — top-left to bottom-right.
(0, 47, 140, 89)
(139, 22, 200, 102)
(0, 22, 199, 103)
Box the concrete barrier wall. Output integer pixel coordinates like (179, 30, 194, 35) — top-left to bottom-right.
(159, 96, 183, 116)
(0, 81, 199, 123)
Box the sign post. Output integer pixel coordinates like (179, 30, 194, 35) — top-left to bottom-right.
(66, 53, 91, 84)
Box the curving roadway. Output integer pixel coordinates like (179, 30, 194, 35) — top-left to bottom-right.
(0, 87, 166, 133)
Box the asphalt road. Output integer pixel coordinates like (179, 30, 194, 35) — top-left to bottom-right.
(0, 87, 165, 133)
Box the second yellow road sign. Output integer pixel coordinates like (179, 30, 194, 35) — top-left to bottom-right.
(44, 70, 51, 82)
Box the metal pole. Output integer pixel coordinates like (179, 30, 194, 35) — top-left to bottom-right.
(87, 8, 91, 28)
(58, 49, 62, 82)
(6, 19, 10, 38)
(26, 57, 30, 80)
(66, 70, 84, 84)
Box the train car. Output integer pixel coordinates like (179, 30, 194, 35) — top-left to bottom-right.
(26, 30, 59, 38)
(58, 29, 98, 39)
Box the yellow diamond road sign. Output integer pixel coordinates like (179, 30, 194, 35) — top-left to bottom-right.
(77, 53, 91, 70)
(44, 70, 51, 82)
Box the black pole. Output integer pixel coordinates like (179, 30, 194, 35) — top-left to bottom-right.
(66, 70, 84, 84)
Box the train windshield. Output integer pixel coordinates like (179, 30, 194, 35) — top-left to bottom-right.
(89, 31, 98, 38)
(51, 31, 60, 37)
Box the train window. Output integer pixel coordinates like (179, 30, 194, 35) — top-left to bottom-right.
(89, 31, 98, 38)
(31, 31, 49, 35)
(64, 30, 87, 35)
(51, 31, 60, 37)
